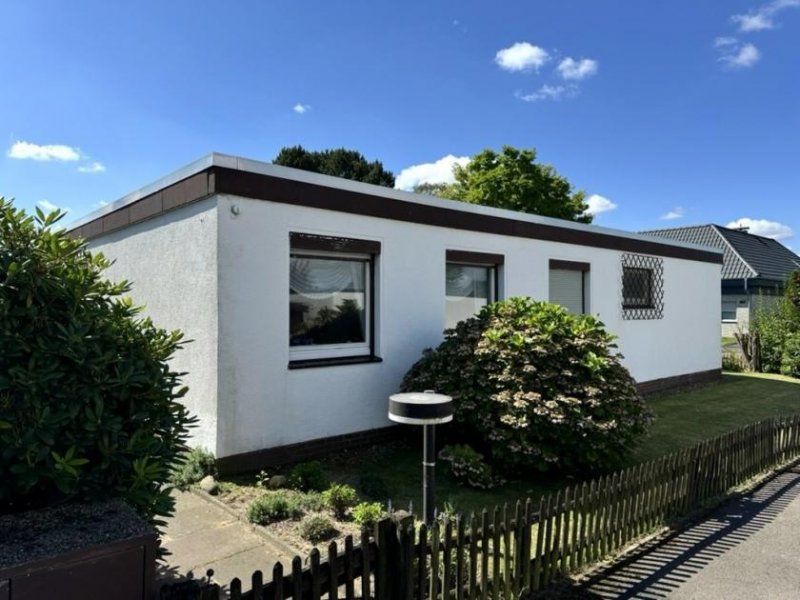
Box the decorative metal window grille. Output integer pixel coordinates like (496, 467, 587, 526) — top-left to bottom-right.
(621, 254, 664, 320)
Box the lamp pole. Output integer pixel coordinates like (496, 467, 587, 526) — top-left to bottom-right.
(388, 390, 453, 525)
(423, 423, 436, 524)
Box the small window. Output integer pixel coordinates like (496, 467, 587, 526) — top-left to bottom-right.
(622, 267, 654, 309)
(621, 254, 664, 320)
(289, 233, 378, 363)
(549, 260, 590, 314)
(721, 300, 737, 321)
(445, 250, 503, 329)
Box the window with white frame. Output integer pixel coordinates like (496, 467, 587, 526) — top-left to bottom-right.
(721, 299, 738, 321)
(289, 233, 378, 362)
(445, 250, 502, 329)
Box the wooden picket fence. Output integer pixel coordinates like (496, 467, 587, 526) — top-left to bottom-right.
(209, 415, 800, 600)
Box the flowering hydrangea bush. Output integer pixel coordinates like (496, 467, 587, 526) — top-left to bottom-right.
(402, 297, 650, 474)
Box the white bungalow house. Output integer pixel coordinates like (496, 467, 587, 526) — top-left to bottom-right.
(68, 153, 723, 472)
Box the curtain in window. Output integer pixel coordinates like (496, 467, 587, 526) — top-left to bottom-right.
(445, 264, 493, 329)
(290, 258, 365, 297)
(290, 257, 367, 346)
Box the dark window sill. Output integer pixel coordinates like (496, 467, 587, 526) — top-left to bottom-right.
(288, 355, 383, 370)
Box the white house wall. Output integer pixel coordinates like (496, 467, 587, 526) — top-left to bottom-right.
(87, 199, 220, 454)
(215, 193, 721, 459)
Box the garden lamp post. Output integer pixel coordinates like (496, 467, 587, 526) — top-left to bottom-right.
(388, 390, 453, 524)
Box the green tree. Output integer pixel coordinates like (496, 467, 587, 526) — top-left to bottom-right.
(274, 145, 395, 187)
(0, 199, 195, 521)
(412, 182, 452, 197)
(426, 146, 591, 223)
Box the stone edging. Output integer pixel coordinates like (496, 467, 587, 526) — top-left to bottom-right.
(187, 488, 304, 559)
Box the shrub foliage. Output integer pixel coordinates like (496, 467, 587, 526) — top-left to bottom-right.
(288, 461, 328, 492)
(321, 483, 358, 519)
(299, 514, 337, 543)
(438, 444, 503, 489)
(246, 492, 303, 525)
(169, 447, 217, 491)
(0, 201, 194, 520)
(750, 278, 800, 376)
(402, 297, 650, 474)
(352, 501, 384, 527)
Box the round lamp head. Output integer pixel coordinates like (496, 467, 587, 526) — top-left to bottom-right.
(388, 391, 453, 425)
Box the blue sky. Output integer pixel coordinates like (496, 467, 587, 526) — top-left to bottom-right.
(1, 0, 798, 244)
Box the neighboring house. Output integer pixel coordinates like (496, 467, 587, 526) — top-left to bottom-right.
(68, 153, 723, 472)
(642, 225, 800, 337)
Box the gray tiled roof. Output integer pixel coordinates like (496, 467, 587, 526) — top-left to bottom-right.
(640, 225, 800, 282)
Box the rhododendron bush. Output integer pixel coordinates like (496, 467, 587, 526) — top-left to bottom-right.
(402, 297, 650, 474)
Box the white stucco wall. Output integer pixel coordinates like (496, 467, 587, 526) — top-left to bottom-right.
(215, 193, 721, 458)
(86, 199, 220, 453)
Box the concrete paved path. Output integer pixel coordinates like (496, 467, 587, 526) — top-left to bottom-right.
(581, 464, 800, 599)
(158, 491, 299, 591)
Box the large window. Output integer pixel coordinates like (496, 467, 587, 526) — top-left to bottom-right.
(620, 254, 664, 320)
(289, 233, 378, 363)
(445, 250, 502, 329)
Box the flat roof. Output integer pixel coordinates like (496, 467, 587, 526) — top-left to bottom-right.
(69, 152, 723, 265)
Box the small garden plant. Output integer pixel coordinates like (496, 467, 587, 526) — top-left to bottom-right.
(170, 447, 217, 490)
(246, 492, 303, 525)
(322, 483, 358, 519)
(299, 515, 337, 543)
(352, 502, 385, 527)
(402, 297, 651, 475)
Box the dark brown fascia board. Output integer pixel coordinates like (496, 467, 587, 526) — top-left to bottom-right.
(549, 259, 591, 272)
(214, 167, 722, 264)
(446, 250, 505, 265)
(68, 171, 213, 241)
(290, 232, 380, 254)
(71, 164, 723, 265)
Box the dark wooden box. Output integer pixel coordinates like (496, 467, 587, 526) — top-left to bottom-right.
(0, 500, 157, 600)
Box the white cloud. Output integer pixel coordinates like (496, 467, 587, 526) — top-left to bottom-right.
(660, 206, 685, 220)
(395, 155, 470, 191)
(720, 42, 761, 68)
(515, 84, 578, 102)
(584, 194, 618, 216)
(77, 161, 106, 173)
(8, 141, 81, 162)
(495, 42, 550, 72)
(293, 103, 311, 114)
(557, 57, 598, 80)
(733, 12, 775, 30)
(36, 199, 69, 214)
(726, 217, 793, 240)
(715, 36, 739, 47)
(731, 0, 800, 31)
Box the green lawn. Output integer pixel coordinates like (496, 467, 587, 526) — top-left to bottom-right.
(635, 372, 800, 462)
(262, 373, 800, 516)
